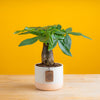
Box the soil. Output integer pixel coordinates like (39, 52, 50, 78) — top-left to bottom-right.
(36, 63, 62, 67)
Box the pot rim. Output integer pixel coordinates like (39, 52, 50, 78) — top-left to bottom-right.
(35, 63, 63, 68)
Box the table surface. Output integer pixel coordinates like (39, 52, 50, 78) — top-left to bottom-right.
(0, 75, 100, 100)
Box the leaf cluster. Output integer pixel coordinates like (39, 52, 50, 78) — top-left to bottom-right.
(14, 24, 91, 56)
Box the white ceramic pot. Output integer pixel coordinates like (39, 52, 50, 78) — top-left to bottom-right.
(35, 63, 63, 90)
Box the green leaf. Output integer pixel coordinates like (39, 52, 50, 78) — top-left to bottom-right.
(58, 40, 72, 56)
(54, 34, 64, 40)
(18, 31, 39, 35)
(14, 31, 20, 34)
(64, 34, 71, 49)
(24, 27, 41, 32)
(65, 27, 72, 33)
(18, 32, 33, 35)
(49, 34, 53, 44)
(57, 24, 61, 30)
(38, 35, 49, 42)
(24, 27, 36, 31)
(55, 31, 65, 35)
(82, 35, 92, 40)
(47, 25, 57, 30)
(14, 30, 26, 34)
(61, 29, 66, 32)
(19, 37, 38, 47)
(48, 40, 58, 51)
(38, 30, 45, 35)
(68, 32, 92, 40)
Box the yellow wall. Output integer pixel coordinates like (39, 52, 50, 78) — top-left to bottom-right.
(0, 0, 100, 74)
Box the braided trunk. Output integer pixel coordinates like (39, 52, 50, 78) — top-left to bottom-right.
(42, 43, 54, 66)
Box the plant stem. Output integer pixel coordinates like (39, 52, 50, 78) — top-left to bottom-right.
(42, 43, 54, 66)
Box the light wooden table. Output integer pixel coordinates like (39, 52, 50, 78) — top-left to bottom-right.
(0, 75, 100, 100)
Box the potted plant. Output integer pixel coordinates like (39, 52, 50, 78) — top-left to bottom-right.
(14, 24, 91, 90)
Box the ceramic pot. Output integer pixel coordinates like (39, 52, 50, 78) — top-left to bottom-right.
(35, 63, 63, 90)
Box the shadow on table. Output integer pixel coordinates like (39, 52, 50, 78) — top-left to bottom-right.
(14, 83, 41, 91)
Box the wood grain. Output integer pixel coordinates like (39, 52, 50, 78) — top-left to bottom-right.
(0, 75, 100, 100)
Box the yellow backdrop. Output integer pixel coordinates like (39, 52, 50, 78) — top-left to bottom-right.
(0, 0, 100, 74)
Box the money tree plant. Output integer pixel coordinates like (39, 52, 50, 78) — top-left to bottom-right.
(14, 24, 91, 66)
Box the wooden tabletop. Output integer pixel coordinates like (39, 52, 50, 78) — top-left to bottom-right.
(0, 75, 100, 100)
